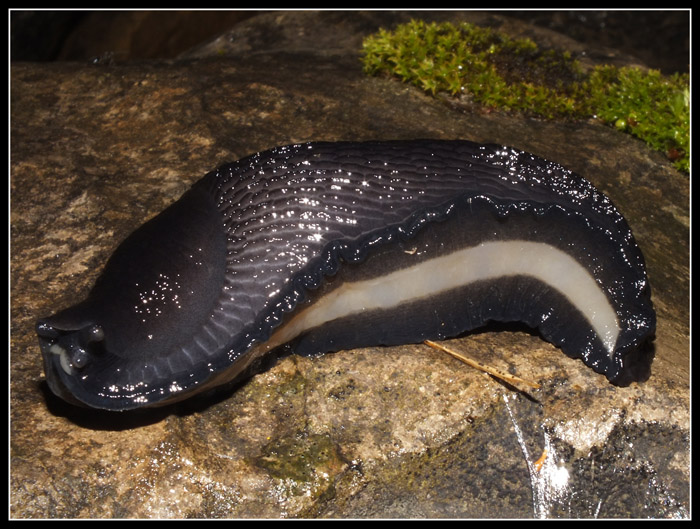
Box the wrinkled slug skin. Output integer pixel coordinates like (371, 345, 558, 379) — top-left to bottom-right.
(36, 140, 656, 411)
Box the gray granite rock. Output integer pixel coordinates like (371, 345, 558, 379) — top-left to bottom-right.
(10, 11, 689, 518)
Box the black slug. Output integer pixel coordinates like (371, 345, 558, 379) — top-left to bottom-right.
(36, 140, 656, 411)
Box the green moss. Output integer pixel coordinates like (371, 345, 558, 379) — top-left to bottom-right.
(586, 66, 690, 172)
(361, 20, 689, 172)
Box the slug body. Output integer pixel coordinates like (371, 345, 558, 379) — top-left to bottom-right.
(37, 140, 656, 411)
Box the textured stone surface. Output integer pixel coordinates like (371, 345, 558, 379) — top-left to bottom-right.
(10, 11, 689, 518)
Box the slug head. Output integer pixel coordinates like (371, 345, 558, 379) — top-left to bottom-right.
(37, 181, 227, 410)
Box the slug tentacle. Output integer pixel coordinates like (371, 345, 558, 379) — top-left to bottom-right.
(37, 140, 656, 411)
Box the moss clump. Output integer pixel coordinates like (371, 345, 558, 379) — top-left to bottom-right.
(586, 66, 690, 172)
(361, 20, 689, 172)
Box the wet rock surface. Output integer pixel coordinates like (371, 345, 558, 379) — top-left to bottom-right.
(11, 11, 689, 518)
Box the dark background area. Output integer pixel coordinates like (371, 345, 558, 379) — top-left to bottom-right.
(10, 10, 690, 74)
